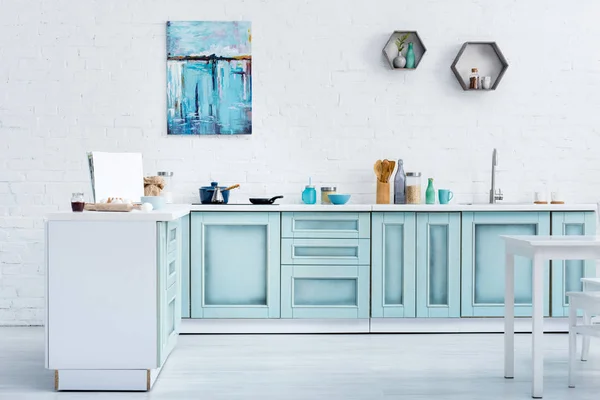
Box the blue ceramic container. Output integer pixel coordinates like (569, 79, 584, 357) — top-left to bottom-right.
(140, 196, 166, 210)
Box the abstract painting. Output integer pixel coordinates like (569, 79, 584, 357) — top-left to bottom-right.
(167, 21, 252, 135)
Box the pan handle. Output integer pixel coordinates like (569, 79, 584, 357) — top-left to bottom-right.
(269, 195, 284, 203)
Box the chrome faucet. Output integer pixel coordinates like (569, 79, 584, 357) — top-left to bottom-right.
(490, 148, 503, 204)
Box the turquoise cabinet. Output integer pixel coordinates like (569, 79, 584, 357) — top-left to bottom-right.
(371, 212, 416, 317)
(551, 212, 596, 316)
(280, 212, 371, 319)
(281, 265, 370, 318)
(190, 212, 281, 318)
(181, 214, 190, 318)
(461, 212, 551, 317)
(416, 213, 461, 317)
(158, 220, 181, 365)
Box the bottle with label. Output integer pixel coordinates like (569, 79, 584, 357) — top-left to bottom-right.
(393, 159, 406, 204)
(301, 178, 316, 205)
(425, 178, 436, 204)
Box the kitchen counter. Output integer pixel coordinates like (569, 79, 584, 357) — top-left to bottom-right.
(45, 204, 191, 222)
(190, 203, 597, 212)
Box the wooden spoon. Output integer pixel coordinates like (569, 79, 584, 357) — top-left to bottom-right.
(382, 160, 390, 182)
(374, 160, 383, 182)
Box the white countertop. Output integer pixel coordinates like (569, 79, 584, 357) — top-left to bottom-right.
(191, 203, 597, 212)
(45, 203, 597, 221)
(45, 204, 191, 222)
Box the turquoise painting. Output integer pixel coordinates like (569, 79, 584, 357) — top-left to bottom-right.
(167, 21, 252, 135)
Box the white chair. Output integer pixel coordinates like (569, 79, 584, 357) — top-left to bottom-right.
(580, 277, 600, 361)
(566, 291, 600, 388)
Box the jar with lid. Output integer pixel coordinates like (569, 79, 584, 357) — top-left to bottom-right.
(405, 173, 422, 204)
(302, 178, 316, 205)
(71, 192, 85, 212)
(158, 171, 174, 203)
(469, 68, 479, 89)
(321, 186, 337, 205)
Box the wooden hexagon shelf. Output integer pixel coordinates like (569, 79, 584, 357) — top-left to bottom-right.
(451, 42, 509, 90)
(382, 31, 427, 70)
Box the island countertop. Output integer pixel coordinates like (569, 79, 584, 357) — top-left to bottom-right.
(45, 204, 192, 222)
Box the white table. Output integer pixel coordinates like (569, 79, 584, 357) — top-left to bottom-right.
(502, 235, 600, 398)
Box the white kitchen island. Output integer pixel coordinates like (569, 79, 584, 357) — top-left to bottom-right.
(45, 205, 191, 391)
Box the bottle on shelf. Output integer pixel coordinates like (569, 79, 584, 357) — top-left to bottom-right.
(405, 43, 416, 69)
(469, 68, 479, 89)
(393, 159, 406, 204)
(425, 178, 436, 204)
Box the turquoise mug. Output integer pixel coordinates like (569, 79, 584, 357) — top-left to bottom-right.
(438, 189, 454, 204)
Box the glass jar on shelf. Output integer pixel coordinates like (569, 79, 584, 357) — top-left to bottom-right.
(320, 186, 337, 205)
(469, 68, 479, 89)
(405, 173, 422, 204)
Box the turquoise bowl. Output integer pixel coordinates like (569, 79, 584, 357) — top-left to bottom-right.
(140, 196, 166, 210)
(328, 194, 351, 205)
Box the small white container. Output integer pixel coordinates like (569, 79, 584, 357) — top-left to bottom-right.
(551, 191, 564, 204)
(158, 171, 174, 203)
(534, 191, 548, 204)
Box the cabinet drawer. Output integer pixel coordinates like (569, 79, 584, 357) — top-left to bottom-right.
(281, 265, 370, 318)
(282, 212, 370, 239)
(281, 238, 370, 265)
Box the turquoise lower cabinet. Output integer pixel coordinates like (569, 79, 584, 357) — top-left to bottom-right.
(190, 212, 281, 318)
(416, 213, 461, 317)
(281, 265, 370, 318)
(282, 212, 370, 239)
(551, 212, 597, 316)
(181, 214, 190, 318)
(461, 212, 551, 317)
(371, 212, 417, 317)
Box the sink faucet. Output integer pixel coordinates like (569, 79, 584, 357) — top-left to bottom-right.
(490, 148, 503, 204)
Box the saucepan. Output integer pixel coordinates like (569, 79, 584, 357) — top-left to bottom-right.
(249, 196, 283, 205)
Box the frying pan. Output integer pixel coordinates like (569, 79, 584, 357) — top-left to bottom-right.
(249, 196, 283, 205)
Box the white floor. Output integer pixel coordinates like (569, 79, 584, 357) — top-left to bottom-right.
(1, 327, 599, 399)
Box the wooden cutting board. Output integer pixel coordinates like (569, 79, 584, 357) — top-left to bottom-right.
(84, 203, 138, 212)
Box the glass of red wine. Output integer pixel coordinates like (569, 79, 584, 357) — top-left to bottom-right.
(71, 192, 85, 212)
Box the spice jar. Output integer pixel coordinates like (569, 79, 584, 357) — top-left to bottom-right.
(157, 171, 174, 203)
(321, 186, 337, 205)
(405, 173, 422, 204)
(71, 192, 85, 212)
(469, 68, 479, 89)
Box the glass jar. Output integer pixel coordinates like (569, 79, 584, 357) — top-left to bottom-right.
(469, 68, 479, 90)
(71, 192, 85, 212)
(405, 173, 422, 204)
(302, 185, 316, 205)
(320, 186, 337, 205)
(158, 171, 174, 203)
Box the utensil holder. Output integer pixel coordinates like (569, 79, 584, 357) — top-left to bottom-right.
(376, 181, 390, 204)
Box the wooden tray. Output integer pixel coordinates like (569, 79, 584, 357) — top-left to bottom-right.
(84, 203, 139, 212)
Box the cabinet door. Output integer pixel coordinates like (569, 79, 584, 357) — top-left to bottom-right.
(461, 212, 551, 317)
(181, 214, 190, 318)
(551, 212, 596, 316)
(281, 265, 369, 318)
(371, 212, 416, 317)
(282, 212, 370, 239)
(190, 212, 281, 318)
(416, 213, 461, 317)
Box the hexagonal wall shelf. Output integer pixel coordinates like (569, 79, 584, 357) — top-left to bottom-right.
(382, 31, 427, 70)
(451, 42, 509, 90)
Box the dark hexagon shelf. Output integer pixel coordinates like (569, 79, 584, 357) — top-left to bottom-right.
(451, 42, 509, 90)
(382, 31, 427, 70)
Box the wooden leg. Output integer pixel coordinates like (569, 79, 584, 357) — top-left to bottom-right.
(531, 255, 544, 398)
(568, 301, 577, 388)
(504, 252, 515, 379)
(581, 311, 590, 361)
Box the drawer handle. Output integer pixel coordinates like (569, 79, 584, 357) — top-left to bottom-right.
(294, 246, 358, 258)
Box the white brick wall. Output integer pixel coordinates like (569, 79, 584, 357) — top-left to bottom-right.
(2, 0, 600, 325)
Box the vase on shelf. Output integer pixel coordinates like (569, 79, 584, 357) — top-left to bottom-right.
(425, 178, 435, 204)
(405, 42, 416, 69)
(393, 52, 406, 68)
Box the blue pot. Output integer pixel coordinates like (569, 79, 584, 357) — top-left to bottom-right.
(199, 182, 230, 204)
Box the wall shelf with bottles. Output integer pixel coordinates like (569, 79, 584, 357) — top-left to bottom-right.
(382, 31, 427, 70)
(450, 42, 509, 90)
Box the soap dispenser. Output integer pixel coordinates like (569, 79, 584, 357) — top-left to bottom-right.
(301, 178, 317, 205)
